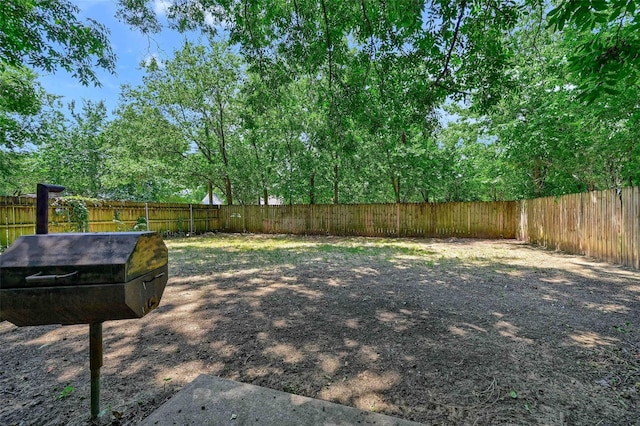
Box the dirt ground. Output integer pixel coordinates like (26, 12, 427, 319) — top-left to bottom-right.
(1, 234, 639, 425)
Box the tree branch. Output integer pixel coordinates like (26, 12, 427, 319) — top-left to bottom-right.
(320, 0, 334, 108)
(433, 0, 467, 88)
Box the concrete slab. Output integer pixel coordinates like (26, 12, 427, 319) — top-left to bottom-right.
(140, 374, 424, 426)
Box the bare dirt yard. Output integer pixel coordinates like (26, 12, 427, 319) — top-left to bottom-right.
(1, 234, 639, 425)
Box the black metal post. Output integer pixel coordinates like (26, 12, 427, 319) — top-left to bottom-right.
(36, 183, 65, 234)
(89, 322, 103, 419)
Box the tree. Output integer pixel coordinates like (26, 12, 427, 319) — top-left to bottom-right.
(117, 0, 521, 97)
(36, 100, 109, 197)
(1, 0, 116, 193)
(104, 105, 190, 201)
(145, 1, 532, 197)
(450, 8, 640, 200)
(120, 39, 245, 204)
(0, 74, 54, 193)
(0, 65, 42, 155)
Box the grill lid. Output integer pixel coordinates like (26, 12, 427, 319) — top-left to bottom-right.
(0, 232, 167, 288)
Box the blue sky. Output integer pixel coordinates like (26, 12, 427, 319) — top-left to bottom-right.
(37, 0, 191, 115)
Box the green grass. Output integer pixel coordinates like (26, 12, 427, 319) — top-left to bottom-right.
(165, 233, 492, 278)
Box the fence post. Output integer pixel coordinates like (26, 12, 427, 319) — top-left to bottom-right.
(145, 203, 149, 231)
(189, 204, 194, 234)
(4, 215, 8, 249)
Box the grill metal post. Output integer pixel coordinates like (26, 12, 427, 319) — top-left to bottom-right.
(36, 183, 64, 235)
(90, 322, 103, 419)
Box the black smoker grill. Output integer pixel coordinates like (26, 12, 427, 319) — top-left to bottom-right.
(0, 184, 169, 418)
(0, 232, 168, 325)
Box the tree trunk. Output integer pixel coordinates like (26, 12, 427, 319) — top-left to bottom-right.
(309, 173, 316, 205)
(224, 175, 233, 205)
(263, 187, 269, 205)
(533, 162, 545, 195)
(392, 176, 401, 203)
(333, 162, 339, 204)
(208, 181, 214, 205)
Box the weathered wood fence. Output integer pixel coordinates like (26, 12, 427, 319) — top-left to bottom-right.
(516, 186, 639, 270)
(217, 202, 516, 239)
(1, 186, 639, 269)
(0, 197, 219, 247)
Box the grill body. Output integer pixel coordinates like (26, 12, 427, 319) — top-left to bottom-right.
(0, 232, 168, 326)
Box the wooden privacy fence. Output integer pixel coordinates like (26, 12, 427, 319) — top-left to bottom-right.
(0, 197, 219, 247)
(217, 202, 517, 239)
(517, 186, 640, 270)
(1, 187, 638, 270)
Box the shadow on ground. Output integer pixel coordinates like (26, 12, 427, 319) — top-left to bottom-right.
(1, 234, 638, 425)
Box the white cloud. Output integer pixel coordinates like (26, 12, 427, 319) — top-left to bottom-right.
(153, 0, 172, 16)
(142, 52, 164, 69)
(204, 11, 215, 27)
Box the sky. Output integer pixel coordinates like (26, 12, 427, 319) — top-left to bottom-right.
(37, 0, 192, 115)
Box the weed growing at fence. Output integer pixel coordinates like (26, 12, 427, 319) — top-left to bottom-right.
(52, 197, 90, 232)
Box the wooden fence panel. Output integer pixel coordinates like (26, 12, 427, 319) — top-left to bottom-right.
(0, 197, 36, 247)
(2, 189, 637, 269)
(516, 187, 639, 270)
(0, 197, 219, 248)
(216, 201, 517, 239)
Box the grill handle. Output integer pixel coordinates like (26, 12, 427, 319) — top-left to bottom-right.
(143, 272, 165, 284)
(25, 271, 78, 284)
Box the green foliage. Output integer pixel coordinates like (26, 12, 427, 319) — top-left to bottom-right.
(133, 216, 147, 231)
(547, 0, 640, 101)
(36, 100, 108, 197)
(0, 91, 61, 194)
(613, 321, 632, 334)
(52, 196, 90, 232)
(448, 9, 640, 199)
(0, 0, 116, 86)
(0, 65, 42, 180)
(0, 64, 41, 118)
(4, 0, 639, 203)
(0, 0, 115, 194)
(54, 385, 74, 400)
(118, 38, 245, 204)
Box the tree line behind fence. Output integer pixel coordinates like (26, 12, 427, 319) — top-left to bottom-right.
(1, 186, 638, 270)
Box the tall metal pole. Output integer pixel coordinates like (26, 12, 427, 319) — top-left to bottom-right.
(89, 322, 103, 419)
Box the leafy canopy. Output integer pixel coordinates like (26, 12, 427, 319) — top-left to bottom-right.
(0, 0, 116, 187)
(0, 0, 116, 86)
(547, 0, 640, 100)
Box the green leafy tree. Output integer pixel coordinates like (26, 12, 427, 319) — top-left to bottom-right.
(120, 39, 245, 204)
(103, 105, 190, 201)
(115, 0, 531, 204)
(36, 100, 109, 197)
(0, 65, 43, 187)
(1, 0, 115, 86)
(452, 8, 640, 200)
(1, 0, 115, 193)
